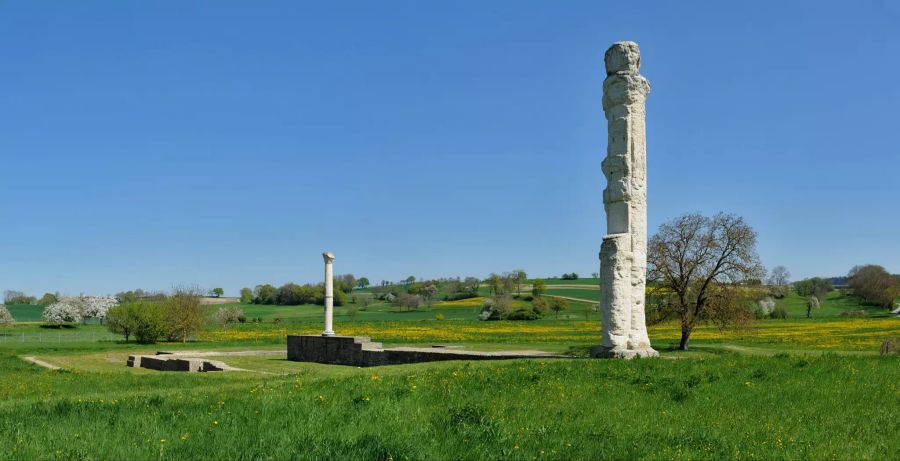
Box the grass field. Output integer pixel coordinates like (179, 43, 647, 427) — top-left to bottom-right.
(1, 352, 898, 460)
(5, 304, 44, 322)
(1, 284, 899, 460)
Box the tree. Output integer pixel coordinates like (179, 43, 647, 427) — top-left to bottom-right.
(531, 296, 548, 316)
(767, 266, 791, 298)
(548, 297, 568, 318)
(794, 277, 832, 299)
(848, 265, 897, 307)
(396, 293, 422, 311)
(253, 284, 278, 304)
(0, 305, 15, 326)
(163, 290, 209, 342)
(486, 273, 502, 295)
(240, 287, 253, 304)
(107, 303, 140, 342)
(107, 301, 168, 343)
(480, 295, 514, 320)
(335, 274, 356, 293)
(4, 290, 36, 305)
(806, 296, 820, 318)
(463, 277, 481, 295)
(210, 288, 225, 298)
(356, 277, 370, 289)
(419, 282, 439, 307)
(37, 293, 59, 306)
(42, 298, 84, 325)
(647, 212, 765, 350)
(405, 276, 416, 285)
(512, 270, 527, 295)
(531, 279, 546, 297)
(81, 296, 118, 324)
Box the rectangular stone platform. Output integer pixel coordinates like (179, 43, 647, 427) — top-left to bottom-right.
(287, 335, 567, 367)
(127, 354, 232, 372)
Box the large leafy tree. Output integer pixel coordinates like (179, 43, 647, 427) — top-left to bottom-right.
(848, 264, 899, 308)
(648, 212, 765, 350)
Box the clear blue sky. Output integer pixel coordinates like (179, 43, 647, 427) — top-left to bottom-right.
(2, 1, 898, 296)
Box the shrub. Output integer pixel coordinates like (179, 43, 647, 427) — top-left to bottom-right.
(0, 305, 15, 326)
(531, 296, 548, 315)
(478, 296, 513, 320)
(506, 309, 540, 321)
(435, 312, 445, 321)
(478, 298, 494, 321)
(107, 301, 168, 343)
(806, 296, 820, 318)
(754, 297, 776, 319)
(491, 295, 513, 319)
(444, 292, 478, 302)
(215, 307, 246, 326)
(549, 297, 569, 318)
(396, 293, 423, 311)
(42, 298, 84, 325)
(770, 305, 789, 319)
(880, 338, 900, 356)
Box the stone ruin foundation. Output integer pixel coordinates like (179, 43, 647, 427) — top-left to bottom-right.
(287, 335, 567, 367)
(126, 351, 260, 372)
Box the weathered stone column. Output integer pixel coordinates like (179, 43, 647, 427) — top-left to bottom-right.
(322, 251, 336, 336)
(593, 41, 658, 359)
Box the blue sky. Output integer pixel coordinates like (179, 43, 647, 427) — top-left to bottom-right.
(1, 1, 898, 296)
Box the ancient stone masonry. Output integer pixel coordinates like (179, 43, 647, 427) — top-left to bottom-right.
(593, 42, 658, 359)
(287, 335, 568, 367)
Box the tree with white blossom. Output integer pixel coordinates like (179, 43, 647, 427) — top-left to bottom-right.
(42, 298, 84, 325)
(0, 305, 15, 326)
(81, 296, 118, 324)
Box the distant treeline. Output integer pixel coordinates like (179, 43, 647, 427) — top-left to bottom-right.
(241, 274, 358, 306)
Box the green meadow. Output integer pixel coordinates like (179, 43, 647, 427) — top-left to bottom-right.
(1, 282, 899, 460)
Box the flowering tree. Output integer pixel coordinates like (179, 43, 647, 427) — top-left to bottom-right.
(0, 305, 15, 326)
(42, 298, 84, 324)
(81, 296, 118, 323)
(214, 307, 245, 327)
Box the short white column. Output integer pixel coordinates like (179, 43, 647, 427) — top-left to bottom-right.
(322, 251, 336, 336)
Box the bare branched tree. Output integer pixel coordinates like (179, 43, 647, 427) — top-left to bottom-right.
(648, 212, 765, 350)
(767, 265, 791, 298)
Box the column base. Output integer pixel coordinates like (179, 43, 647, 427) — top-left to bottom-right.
(322, 331, 335, 337)
(591, 345, 659, 359)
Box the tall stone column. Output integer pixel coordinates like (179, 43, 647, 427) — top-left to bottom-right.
(322, 251, 336, 336)
(592, 42, 658, 359)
